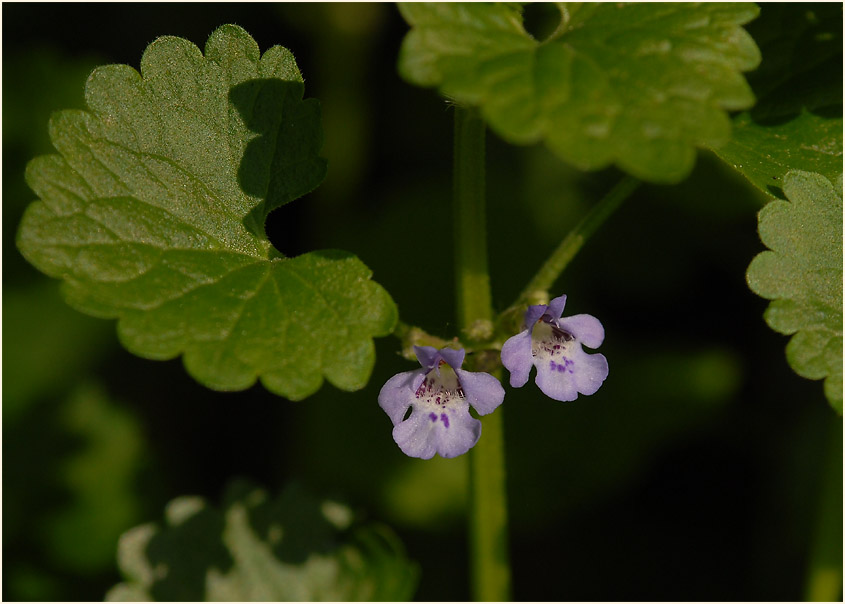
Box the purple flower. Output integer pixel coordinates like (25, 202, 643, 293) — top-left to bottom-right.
(501, 294, 608, 401)
(378, 346, 505, 459)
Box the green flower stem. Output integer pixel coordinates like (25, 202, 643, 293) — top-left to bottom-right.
(516, 175, 640, 306)
(453, 106, 511, 602)
(804, 417, 843, 602)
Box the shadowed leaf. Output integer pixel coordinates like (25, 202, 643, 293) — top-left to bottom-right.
(399, 2, 761, 183)
(711, 4, 843, 196)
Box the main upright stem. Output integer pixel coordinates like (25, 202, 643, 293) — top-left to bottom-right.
(453, 108, 493, 328)
(453, 107, 511, 601)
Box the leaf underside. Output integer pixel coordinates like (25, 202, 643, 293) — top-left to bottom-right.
(17, 24, 396, 400)
(105, 482, 418, 602)
(747, 171, 843, 413)
(398, 2, 761, 183)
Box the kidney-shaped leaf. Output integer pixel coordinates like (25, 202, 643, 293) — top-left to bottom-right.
(747, 171, 843, 412)
(398, 2, 761, 183)
(17, 25, 397, 400)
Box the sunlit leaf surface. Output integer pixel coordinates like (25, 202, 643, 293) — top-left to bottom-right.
(17, 25, 397, 400)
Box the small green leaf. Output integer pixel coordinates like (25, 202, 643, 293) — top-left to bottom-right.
(747, 171, 843, 412)
(711, 4, 843, 196)
(398, 2, 761, 183)
(105, 482, 419, 602)
(16, 25, 397, 400)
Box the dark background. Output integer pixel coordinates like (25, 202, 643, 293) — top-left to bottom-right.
(3, 3, 841, 601)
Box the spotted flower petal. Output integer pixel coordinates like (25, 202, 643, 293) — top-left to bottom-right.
(378, 346, 505, 459)
(392, 404, 480, 459)
(501, 295, 608, 402)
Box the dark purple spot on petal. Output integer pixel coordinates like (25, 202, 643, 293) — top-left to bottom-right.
(429, 412, 438, 422)
(441, 413, 450, 428)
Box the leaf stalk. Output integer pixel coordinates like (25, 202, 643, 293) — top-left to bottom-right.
(515, 174, 640, 308)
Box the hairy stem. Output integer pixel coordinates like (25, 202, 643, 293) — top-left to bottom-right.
(516, 175, 640, 306)
(453, 111, 493, 334)
(453, 106, 511, 601)
(393, 320, 458, 359)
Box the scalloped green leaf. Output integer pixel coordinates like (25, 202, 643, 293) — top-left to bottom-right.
(16, 24, 397, 400)
(105, 482, 418, 602)
(747, 171, 843, 412)
(398, 2, 761, 183)
(711, 4, 843, 196)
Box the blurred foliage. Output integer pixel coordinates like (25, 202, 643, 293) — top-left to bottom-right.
(43, 384, 145, 573)
(4, 382, 146, 600)
(397, 3, 761, 183)
(2, 3, 841, 602)
(106, 481, 418, 601)
(2, 280, 114, 420)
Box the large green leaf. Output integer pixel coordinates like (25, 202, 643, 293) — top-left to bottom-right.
(16, 25, 396, 400)
(747, 171, 843, 413)
(106, 482, 418, 602)
(398, 2, 761, 183)
(711, 4, 843, 196)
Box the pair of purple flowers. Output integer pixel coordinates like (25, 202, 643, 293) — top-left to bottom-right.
(378, 295, 609, 459)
